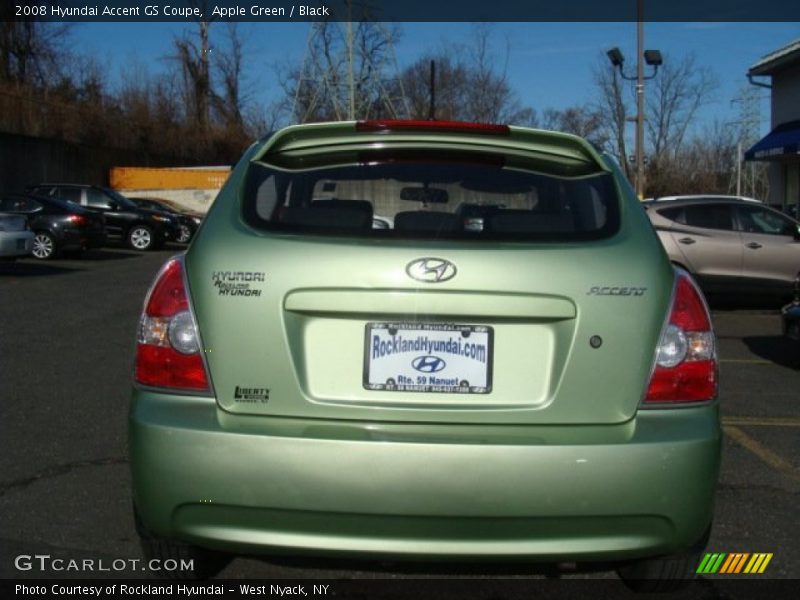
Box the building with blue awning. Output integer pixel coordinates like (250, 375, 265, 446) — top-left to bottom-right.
(744, 120, 800, 161)
(746, 39, 800, 212)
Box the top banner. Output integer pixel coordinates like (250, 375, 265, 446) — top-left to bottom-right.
(6, 1, 800, 22)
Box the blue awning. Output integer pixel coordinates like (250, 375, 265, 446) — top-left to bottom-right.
(745, 120, 800, 160)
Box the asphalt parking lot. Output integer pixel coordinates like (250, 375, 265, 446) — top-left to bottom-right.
(1, 247, 798, 595)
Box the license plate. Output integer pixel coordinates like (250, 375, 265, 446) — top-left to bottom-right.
(364, 323, 493, 393)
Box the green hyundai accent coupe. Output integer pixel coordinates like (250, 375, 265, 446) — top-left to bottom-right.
(129, 120, 721, 589)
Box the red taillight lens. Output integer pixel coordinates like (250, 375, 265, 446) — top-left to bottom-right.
(144, 259, 188, 317)
(134, 257, 210, 392)
(68, 214, 87, 226)
(135, 345, 209, 391)
(644, 272, 717, 404)
(670, 275, 711, 331)
(356, 119, 510, 135)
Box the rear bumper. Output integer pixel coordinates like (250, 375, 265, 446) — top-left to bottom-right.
(0, 231, 33, 257)
(130, 390, 721, 562)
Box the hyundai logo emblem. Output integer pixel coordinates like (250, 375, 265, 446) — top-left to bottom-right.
(412, 355, 447, 373)
(406, 258, 457, 283)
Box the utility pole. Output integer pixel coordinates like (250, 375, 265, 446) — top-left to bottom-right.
(736, 140, 742, 197)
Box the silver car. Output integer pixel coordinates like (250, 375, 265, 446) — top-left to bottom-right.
(645, 197, 800, 297)
(0, 212, 33, 261)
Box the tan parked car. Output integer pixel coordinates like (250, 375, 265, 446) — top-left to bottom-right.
(644, 197, 800, 297)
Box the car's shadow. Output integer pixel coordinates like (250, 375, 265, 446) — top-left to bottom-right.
(76, 248, 145, 261)
(742, 335, 800, 370)
(706, 294, 788, 311)
(79, 243, 185, 259)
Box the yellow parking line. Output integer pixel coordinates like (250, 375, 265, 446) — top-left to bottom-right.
(723, 425, 800, 484)
(722, 416, 800, 427)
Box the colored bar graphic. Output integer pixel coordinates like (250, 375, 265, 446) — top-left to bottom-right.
(698, 552, 773, 574)
(744, 553, 774, 574)
(733, 553, 749, 573)
(721, 553, 750, 573)
(718, 554, 733, 573)
(697, 553, 726, 574)
(696, 553, 714, 573)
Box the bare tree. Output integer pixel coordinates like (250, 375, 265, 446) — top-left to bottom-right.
(168, 4, 261, 160)
(399, 26, 537, 126)
(0, 6, 71, 87)
(116, 62, 188, 157)
(174, 21, 212, 132)
(644, 55, 718, 195)
(462, 25, 509, 122)
(542, 105, 605, 142)
(646, 55, 718, 162)
(593, 59, 633, 180)
(213, 24, 248, 132)
(645, 120, 767, 199)
(677, 120, 739, 194)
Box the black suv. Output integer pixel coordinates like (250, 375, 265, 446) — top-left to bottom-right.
(28, 184, 180, 251)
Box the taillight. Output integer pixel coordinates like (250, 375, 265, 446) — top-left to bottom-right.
(67, 214, 87, 226)
(644, 272, 717, 404)
(134, 257, 210, 392)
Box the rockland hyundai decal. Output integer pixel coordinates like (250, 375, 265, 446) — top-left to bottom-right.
(211, 271, 266, 297)
(364, 323, 493, 393)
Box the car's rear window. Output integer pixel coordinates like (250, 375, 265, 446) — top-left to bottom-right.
(242, 159, 620, 242)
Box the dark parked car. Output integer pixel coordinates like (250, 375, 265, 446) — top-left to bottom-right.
(645, 196, 800, 298)
(129, 197, 203, 244)
(0, 193, 106, 259)
(28, 184, 180, 251)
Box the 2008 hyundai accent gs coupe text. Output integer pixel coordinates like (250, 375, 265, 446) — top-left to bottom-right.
(129, 120, 721, 590)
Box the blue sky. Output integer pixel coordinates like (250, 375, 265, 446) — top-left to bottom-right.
(78, 21, 799, 136)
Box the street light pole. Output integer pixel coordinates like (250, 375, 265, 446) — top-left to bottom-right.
(606, 3, 661, 200)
